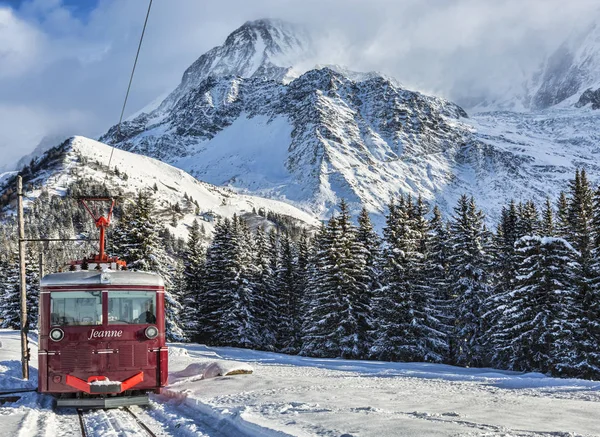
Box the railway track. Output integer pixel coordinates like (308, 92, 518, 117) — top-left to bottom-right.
(77, 406, 159, 437)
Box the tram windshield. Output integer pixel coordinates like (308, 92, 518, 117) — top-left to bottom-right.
(50, 291, 102, 326)
(108, 291, 156, 324)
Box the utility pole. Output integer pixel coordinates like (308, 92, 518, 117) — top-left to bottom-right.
(17, 176, 29, 380)
(39, 250, 45, 282)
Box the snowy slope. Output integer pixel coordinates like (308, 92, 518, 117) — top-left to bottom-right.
(6, 136, 318, 240)
(1, 330, 599, 437)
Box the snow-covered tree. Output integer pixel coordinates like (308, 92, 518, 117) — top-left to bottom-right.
(302, 200, 371, 359)
(447, 195, 491, 367)
(181, 219, 205, 338)
(499, 236, 579, 374)
(250, 227, 279, 350)
(199, 216, 259, 348)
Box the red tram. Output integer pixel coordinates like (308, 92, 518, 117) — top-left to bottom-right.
(37, 198, 168, 408)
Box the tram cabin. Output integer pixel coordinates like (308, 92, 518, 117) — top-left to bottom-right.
(38, 270, 168, 408)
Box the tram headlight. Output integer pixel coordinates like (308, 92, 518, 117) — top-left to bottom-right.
(49, 328, 64, 342)
(145, 325, 159, 339)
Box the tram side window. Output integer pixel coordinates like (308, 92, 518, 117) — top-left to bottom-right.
(50, 291, 102, 326)
(108, 291, 156, 324)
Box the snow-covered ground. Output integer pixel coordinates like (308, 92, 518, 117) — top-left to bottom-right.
(1, 329, 599, 436)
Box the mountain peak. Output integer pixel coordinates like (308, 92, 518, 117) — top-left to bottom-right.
(155, 18, 311, 113)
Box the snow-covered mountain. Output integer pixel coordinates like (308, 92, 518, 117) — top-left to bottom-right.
(152, 18, 312, 116)
(97, 18, 600, 224)
(477, 20, 600, 112)
(529, 22, 600, 110)
(0, 136, 318, 238)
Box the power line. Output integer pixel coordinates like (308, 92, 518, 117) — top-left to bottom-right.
(106, 0, 153, 178)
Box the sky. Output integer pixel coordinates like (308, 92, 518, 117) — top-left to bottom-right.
(0, 0, 598, 170)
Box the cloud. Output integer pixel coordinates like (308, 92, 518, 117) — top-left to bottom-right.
(0, 0, 598, 169)
(0, 7, 43, 78)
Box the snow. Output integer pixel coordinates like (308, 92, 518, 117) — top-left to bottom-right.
(0, 171, 17, 189)
(1, 329, 599, 436)
(16, 135, 319, 240)
(174, 115, 293, 193)
(89, 378, 119, 387)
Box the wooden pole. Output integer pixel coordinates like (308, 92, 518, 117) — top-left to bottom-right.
(39, 250, 45, 283)
(17, 176, 29, 380)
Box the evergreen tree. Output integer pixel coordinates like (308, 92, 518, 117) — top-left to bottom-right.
(483, 202, 520, 367)
(301, 222, 336, 357)
(0, 249, 39, 331)
(541, 198, 555, 236)
(0, 256, 21, 329)
(570, 184, 600, 379)
(356, 206, 380, 349)
(276, 233, 302, 353)
(373, 196, 442, 362)
(199, 216, 259, 348)
(556, 192, 570, 240)
(498, 236, 579, 374)
(564, 170, 596, 377)
(334, 200, 371, 359)
(426, 205, 452, 361)
(251, 227, 279, 350)
(372, 197, 416, 361)
(301, 200, 371, 359)
(517, 200, 540, 237)
(447, 195, 490, 367)
(181, 219, 205, 338)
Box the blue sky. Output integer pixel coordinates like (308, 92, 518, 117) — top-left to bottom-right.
(1, 0, 99, 20)
(1, 0, 98, 13)
(0, 0, 597, 170)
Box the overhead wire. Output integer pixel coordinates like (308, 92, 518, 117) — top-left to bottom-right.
(105, 0, 153, 180)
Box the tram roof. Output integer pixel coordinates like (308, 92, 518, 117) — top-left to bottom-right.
(40, 270, 165, 288)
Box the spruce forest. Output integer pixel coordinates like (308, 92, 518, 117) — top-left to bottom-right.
(1, 169, 599, 381)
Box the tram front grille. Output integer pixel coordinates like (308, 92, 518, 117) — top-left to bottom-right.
(60, 347, 92, 371)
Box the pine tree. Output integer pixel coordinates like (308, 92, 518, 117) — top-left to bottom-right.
(251, 227, 279, 350)
(301, 200, 371, 359)
(541, 198, 555, 236)
(0, 249, 39, 331)
(0, 257, 21, 329)
(426, 205, 452, 361)
(373, 196, 441, 362)
(181, 219, 205, 339)
(276, 233, 302, 353)
(356, 207, 380, 350)
(565, 170, 596, 377)
(499, 236, 579, 374)
(517, 200, 540, 237)
(571, 185, 600, 379)
(556, 192, 570, 240)
(334, 200, 371, 359)
(447, 195, 490, 367)
(483, 202, 520, 367)
(199, 216, 259, 348)
(300, 223, 332, 356)
(410, 197, 447, 362)
(372, 197, 415, 361)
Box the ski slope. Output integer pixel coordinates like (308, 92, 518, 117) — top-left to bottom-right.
(1, 330, 598, 436)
